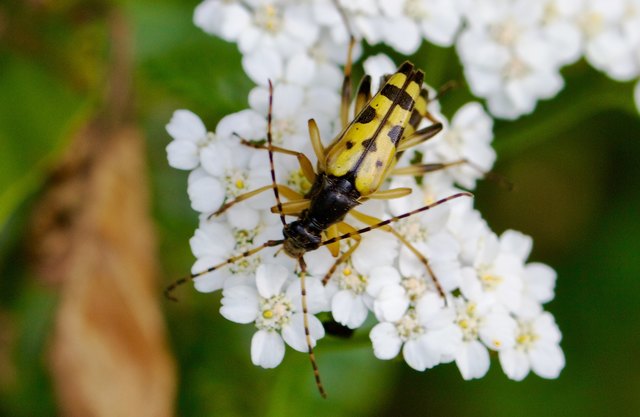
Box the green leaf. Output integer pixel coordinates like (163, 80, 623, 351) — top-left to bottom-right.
(0, 54, 87, 230)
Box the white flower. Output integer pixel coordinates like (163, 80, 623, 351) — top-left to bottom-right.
(431, 102, 496, 190)
(189, 215, 285, 293)
(325, 231, 398, 328)
(165, 110, 209, 170)
(194, 0, 251, 41)
(370, 292, 462, 371)
(248, 82, 340, 150)
(518, 262, 557, 318)
(460, 231, 525, 312)
(168, 0, 565, 381)
(457, 0, 565, 119)
(195, 1, 319, 59)
(333, 0, 386, 46)
(578, 0, 640, 81)
(220, 263, 327, 368)
(367, 266, 410, 322)
(539, 0, 583, 65)
(167, 109, 271, 219)
(378, 0, 462, 52)
(452, 297, 517, 380)
(187, 168, 225, 214)
(499, 311, 565, 380)
(387, 176, 463, 292)
(447, 200, 492, 266)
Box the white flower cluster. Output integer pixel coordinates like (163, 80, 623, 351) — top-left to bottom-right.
(198, 0, 640, 120)
(166, 0, 566, 384)
(457, 0, 640, 118)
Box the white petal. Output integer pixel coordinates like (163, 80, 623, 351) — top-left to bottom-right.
(273, 84, 304, 118)
(256, 263, 289, 298)
(193, 0, 222, 35)
(373, 284, 409, 322)
(524, 263, 557, 304)
(332, 290, 369, 329)
(499, 349, 530, 381)
(420, 7, 461, 46)
(367, 265, 401, 297)
(166, 140, 199, 170)
(479, 312, 517, 350)
(199, 143, 234, 177)
(218, 4, 251, 41)
(529, 342, 565, 379)
(370, 322, 402, 360)
(500, 230, 533, 261)
(220, 285, 259, 323)
(285, 53, 316, 85)
(423, 325, 463, 357)
(251, 330, 285, 368)
(281, 313, 324, 352)
(533, 311, 563, 344)
(215, 109, 266, 141)
(415, 292, 447, 323)
(166, 110, 207, 142)
(226, 205, 260, 230)
(382, 18, 421, 55)
(189, 221, 233, 258)
(403, 338, 440, 371)
(242, 49, 284, 86)
(191, 257, 228, 293)
(456, 340, 490, 380)
(187, 173, 224, 213)
(286, 277, 329, 314)
(351, 232, 398, 274)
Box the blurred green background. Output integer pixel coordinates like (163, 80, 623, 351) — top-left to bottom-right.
(1, 1, 639, 416)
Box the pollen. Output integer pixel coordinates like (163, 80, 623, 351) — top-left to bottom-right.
(256, 293, 293, 331)
(515, 321, 540, 350)
(255, 4, 282, 34)
(504, 57, 530, 79)
(579, 11, 604, 37)
(456, 301, 481, 341)
(225, 170, 249, 197)
(480, 273, 503, 291)
(396, 309, 424, 341)
(401, 276, 427, 303)
(338, 263, 367, 294)
(516, 334, 531, 345)
(491, 19, 521, 46)
(404, 0, 428, 19)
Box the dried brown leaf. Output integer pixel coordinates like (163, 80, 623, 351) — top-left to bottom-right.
(39, 124, 176, 417)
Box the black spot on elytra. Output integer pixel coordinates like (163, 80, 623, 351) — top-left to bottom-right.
(376, 159, 384, 168)
(346, 141, 354, 149)
(413, 70, 425, 88)
(409, 109, 422, 129)
(387, 125, 404, 144)
(397, 62, 414, 75)
(361, 138, 377, 152)
(357, 106, 376, 124)
(381, 84, 414, 111)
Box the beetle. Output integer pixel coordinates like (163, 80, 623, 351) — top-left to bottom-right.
(165, 52, 471, 397)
